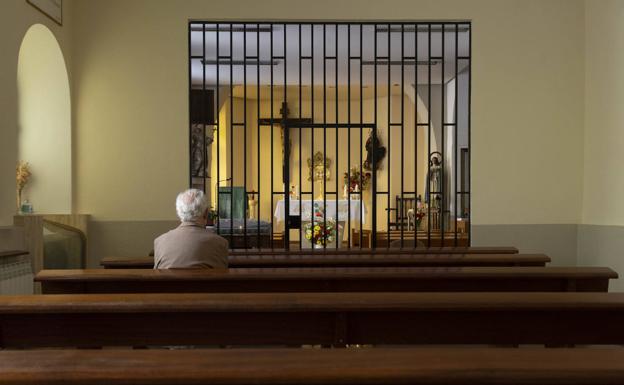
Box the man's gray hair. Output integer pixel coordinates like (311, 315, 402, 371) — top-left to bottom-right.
(175, 189, 208, 222)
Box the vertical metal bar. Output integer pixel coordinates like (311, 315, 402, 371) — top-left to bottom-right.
(454, 23, 459, 247)
(270, 23, 274, 249)
(284, 23, 290, 250)
(440, 23, 445, 247)
(400, 24, 404, 248)
(188, 23, 193, 189)
(347, 25, 351, 249)
(359, 24, 363, 250)
(387, 23, 391, 249)
(413, 22, 418, 248)
(335, 25, 339, 249)
(310, 23, 315, 249)
(299, 24, 303, 251)
(202, 24, 207, 193)
(323, 23, 327, 250)
(216, 23, 221, 237)
(426, 23, 431, 248)
(243, 24, 247, 249)
(257, 23, 261, 249)
(230, 24, 234, 244)
(371, 23, 378, 249)
(467, 23, 472, 246)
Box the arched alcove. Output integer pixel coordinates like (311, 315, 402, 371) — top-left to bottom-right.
(17, 24, 71, 213)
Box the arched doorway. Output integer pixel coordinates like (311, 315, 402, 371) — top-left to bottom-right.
(17, 23, 71, 213)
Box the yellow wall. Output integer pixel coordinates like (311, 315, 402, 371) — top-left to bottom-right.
(68, 0, 585, 225)
(17, 24, 72, 214)
(582, 0, 624, 226)
(220, 90, 429, 232)
(0, 0, 73, 226)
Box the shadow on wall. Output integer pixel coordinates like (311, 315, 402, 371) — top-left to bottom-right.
(87, 221, 178, 268)
(17, 23, 71, 215)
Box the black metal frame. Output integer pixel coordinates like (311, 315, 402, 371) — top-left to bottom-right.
(189, 21, 471, 250)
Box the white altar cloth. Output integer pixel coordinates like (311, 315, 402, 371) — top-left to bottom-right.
(274, 199, 367, 224)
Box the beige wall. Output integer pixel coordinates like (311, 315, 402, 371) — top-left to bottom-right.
(0, 0, 72, 226)
(69, 0, 586, 226)
(582, 0, 624, 226)
(17, 24, 72, 214)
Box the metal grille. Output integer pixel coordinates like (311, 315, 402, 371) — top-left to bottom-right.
(189, 22, 471, 250)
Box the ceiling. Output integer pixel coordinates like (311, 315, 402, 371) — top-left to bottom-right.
(190, 24, 470, 87)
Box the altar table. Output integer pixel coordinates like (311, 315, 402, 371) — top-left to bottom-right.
(274, 199, 367, 224)
(274, 199, 367, 248)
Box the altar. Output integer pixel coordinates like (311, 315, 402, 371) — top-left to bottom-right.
(274, 199, 367, 248)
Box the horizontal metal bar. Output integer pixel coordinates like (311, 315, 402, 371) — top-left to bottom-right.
(348, 56, 361, 60)
(443, 123, 456, 126)
(202, 59, 280, 65)
(376, 25, 471, 33)
(362, 60, 440, 66)
(190, 21, 471, 26)
(190, 25, 274, 32)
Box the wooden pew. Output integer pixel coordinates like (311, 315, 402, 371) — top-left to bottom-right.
(2, 292, 624, 347)
(36, 266, 617, 294)
(228, 246, 519, 255)
(230, 253, 549, 268)
(101, 252, 542, 269)
(2, 348, 624, 385)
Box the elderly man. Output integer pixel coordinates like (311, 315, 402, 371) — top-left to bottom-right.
(154, 189, 228, 269)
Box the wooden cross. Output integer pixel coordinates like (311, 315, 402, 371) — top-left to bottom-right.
(259, 101, 313, 183)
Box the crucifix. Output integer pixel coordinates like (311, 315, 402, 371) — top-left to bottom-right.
(259, 101, 313, 183)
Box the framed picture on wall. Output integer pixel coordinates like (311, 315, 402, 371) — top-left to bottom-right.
(27, 0, 62, 26)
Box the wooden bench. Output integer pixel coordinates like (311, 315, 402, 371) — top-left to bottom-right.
(36, 266, 617, 294)
(229, 253, 549, 268)
(102, 252, 539, 269)
(2, 348, 624, 385)
(2, 292, 624, 347)
(228, 246, 519, 255)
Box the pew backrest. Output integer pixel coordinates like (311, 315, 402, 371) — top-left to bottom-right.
(36, 266, 617, 294)
(2, 292, 624, 347)
(1, 348, 624, 385)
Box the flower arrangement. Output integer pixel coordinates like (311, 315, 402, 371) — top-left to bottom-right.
(15, 161, 31, 211)
(343, 166, 371, 193)
(206, 207, 219, 226)
(304, 203, 338, 247)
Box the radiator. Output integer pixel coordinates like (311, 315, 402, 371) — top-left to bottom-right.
(0, 260, 33, 295)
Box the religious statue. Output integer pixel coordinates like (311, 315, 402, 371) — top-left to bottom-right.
(258, 102, 313, 183)
(190, 124, 214, 177)
(427, 153, 442, 199)
(307, 151, 331, 182)
(363, 129, 386, 171)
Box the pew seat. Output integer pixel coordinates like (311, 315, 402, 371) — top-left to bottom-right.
(2, 292, 624, 347)
(1, 348, 624, 385)
(36, 266, 617, 294)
